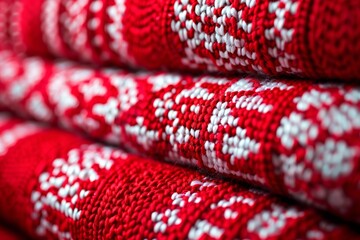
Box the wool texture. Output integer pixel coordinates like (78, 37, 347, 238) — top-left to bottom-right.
(0, 0, 359, 79)
(0, 49, 360, 224)
(0, 113, 359, 239)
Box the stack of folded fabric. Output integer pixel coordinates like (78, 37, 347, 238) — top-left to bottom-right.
(0, 0, 359, 239)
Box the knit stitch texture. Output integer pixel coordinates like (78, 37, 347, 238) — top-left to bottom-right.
(0, 0, 360, 238)
(0, 0, 359, 78)
(0, 113, 359, 239)
(0, 49, 359, 224)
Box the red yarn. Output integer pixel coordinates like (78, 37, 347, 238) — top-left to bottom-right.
(0, 0, 359, 78)
(0, 0, 359, 238)
(0, 225, 23, 240)
(0, 49, 359, 224)
(0, 114, 358, 239)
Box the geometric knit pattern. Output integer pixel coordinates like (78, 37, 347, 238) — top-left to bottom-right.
(0, 0, 359, 79)
(0, 49, 359, 224)
(0, 113, 359, 239)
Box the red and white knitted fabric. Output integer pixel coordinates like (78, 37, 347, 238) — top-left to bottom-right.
(0, 0, 359, 78)
(0, 113, 359, 239)
(0, 49, 360, 224)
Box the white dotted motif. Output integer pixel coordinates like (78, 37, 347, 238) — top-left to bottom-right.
(47, 67, 95, 127)
(151, 179, 207, 234)
(93, 98, 119, 124)
(148, 74, 181, 92)
(265, 0, 300, 73)
(42, 0, 64, 56)
(110, 74, 139, 111)
(172, 0, 301, 74)
(275, 87, 360, 213)
(26, 93, 54, 122)
(247, 204, 303, 238)
(79, 78, 107, 101)
(152, 178, 236, 239)
(0, 120, 41, 156)
(0, 1, 8, 45)
(125, 117, 159, 150)
(152, 178, 302, 239)
(61, 0, 92, 61)
(307, 139, 355, 180)
(0, 51, 21, 81)
(106, 0, 136, 65)
(88, 0, 104, 48)
(7, 58, 45, 102)
(8, 0, 25, 52)
(171, 0, 259, 72)
(31, 144, 126, 239)
(202, 78, 293, 182)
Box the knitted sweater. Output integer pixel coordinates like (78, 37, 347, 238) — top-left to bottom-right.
(0, 113, 359, 239)
(0, 0, 359, 79)
(0, 49, 359, 224)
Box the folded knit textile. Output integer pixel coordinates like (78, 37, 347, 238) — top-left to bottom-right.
(1, 49, 360, 225)
(0, 0, 359, 78)
(1, 0, 360, 238)
(0, 113, 359, 239)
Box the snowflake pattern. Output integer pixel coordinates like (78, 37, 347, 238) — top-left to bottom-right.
(31, 144, 127, 239)
(0, 52, 360, 224)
